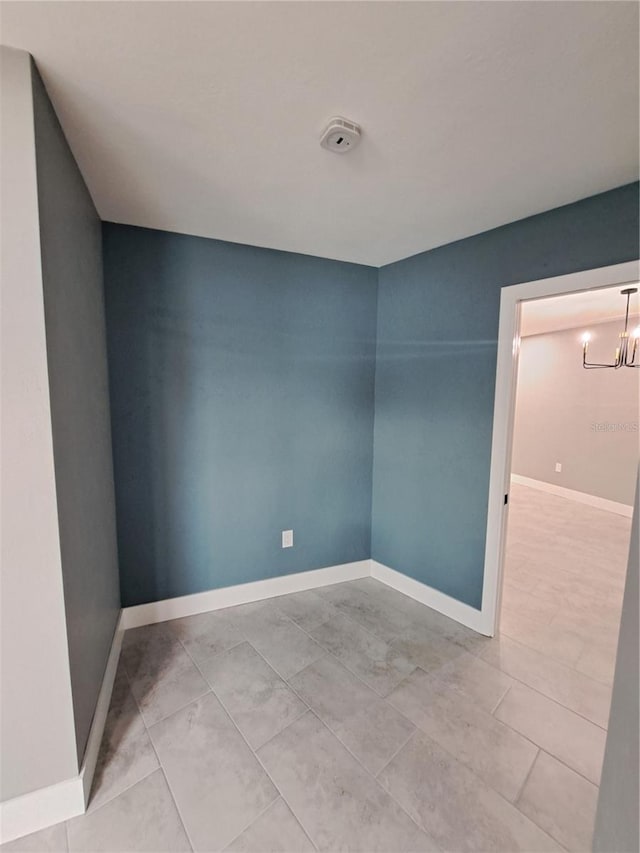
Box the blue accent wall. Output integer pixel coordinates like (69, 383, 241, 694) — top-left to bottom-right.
(103, 225, 378, 607)
(105, 184, 638, 611)
(372, 182, 640, 608)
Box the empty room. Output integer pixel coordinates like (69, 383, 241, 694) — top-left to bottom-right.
(1, 2, 638, 853)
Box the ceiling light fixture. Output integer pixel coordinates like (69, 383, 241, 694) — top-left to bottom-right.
(581, 287, 640, 369)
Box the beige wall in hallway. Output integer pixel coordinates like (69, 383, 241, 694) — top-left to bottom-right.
(512, 319, 639, 507)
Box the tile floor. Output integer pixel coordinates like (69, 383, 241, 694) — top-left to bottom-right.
(4, 485, 630, 853)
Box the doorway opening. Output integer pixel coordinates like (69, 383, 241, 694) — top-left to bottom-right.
(501, 285, 637, 673)
(481, 260, 639, 638)
(478, 261, 638, 833)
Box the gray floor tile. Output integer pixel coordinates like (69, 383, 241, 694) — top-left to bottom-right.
(127, 639, 210, 727)
(67, 769, 190, 852)
(198, 641, 307, 749)
(479, 634, 612, 728)
(309, 613, 415, 696)
(388, 624, 470, 677)
(257, 711, 437, 852)
(149, 692, 277, 852)
(387, 668, 537, 801)
(420, 650, 513, 712)
(501, 585, 560, 626)
(551, 611, 621, 654)
(575, 642, 617, 686)
(355, 579, 486, 652)
(500, 608, 585, 667)
(517, 751, 599, 853)
(169, 609, 245, 666)
(315, 581, 411, 644)
(272, 589, 341, 633)
(289, 655, 415, 775)
(224, 798, 314, 853)
(1, 824, 67, 853)
(228, 601, 325, 680)
(121, 623, 178, 676)
(378, 730, 561, 852)
(494, 683, 606, 785)
(88, 664, 159, 811)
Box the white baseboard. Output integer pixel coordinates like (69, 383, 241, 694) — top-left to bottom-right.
(0, 617, 124, 844)
(370, 560, 487, 635)
(511, 474, 633, 518)
(0, 774, 85, 846)
(79, 614, 124, 804)
(121, 560, 371, 629)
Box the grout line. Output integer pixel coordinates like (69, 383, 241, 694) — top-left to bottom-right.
(80, 664, 162, 813)
(247, 641, 398, 770)
(285, 635, 416, 734)
(218, 796, 287, 852)
(144, 686, 213, 728)
(513, 747, 540, 805)
(489, 689, 605, 789)
(251, 704, 312, 754)
(120, 660, 195, 852)
(152, 760, 195, 852)
(491, 684, 511, 717)
(173, 621, 316, 751)
(374, 721, 561, 853)
(499, 622, 584, 672)
(281, 588, 425, 692)
(121, 637, 213, 728)
(374, 727, 418, 779)
(242, 640, 434, 843)
(464, 637, 611, 732)
(187, 628, 429, 850)
(510, 751, 581, 853)
(177, 634, 318, 850)
(304, 711, 433, 846)
(204, 692, 319, 852)
(84, 763, 162, 819)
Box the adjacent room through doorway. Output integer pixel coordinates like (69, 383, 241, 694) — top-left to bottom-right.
(498, 284, 638, 838)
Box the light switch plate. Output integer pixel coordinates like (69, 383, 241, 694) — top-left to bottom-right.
(282, 529, 293, 548)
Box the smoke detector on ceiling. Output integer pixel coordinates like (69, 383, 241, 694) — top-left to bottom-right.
(320, 117, 361, 153)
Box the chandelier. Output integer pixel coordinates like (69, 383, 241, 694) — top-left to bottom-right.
(581, 288, 640, 369)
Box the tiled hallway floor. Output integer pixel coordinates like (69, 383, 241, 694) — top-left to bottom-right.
(6, 485, 629, 853)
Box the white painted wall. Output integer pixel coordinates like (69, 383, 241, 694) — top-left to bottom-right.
(0, 46, 78, 800)
(512, 320, 639, 506)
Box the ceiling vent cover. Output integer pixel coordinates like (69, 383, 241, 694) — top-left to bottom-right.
(320, 117, 361, 153)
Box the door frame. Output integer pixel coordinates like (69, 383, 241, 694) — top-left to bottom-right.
(479, 259, 640, 637)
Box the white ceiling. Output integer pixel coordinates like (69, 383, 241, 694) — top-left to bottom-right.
(520, 284, 640, 337)
(2, 1, 638, 266)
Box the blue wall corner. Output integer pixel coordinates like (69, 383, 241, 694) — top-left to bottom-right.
(103, 226, 378, 607)
(104, 182, 639, 611)
(372, 182, 640, 608)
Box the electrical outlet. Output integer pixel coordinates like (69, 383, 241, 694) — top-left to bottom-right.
(555, 462, 562, 473)
(282, 529, 293, 548)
